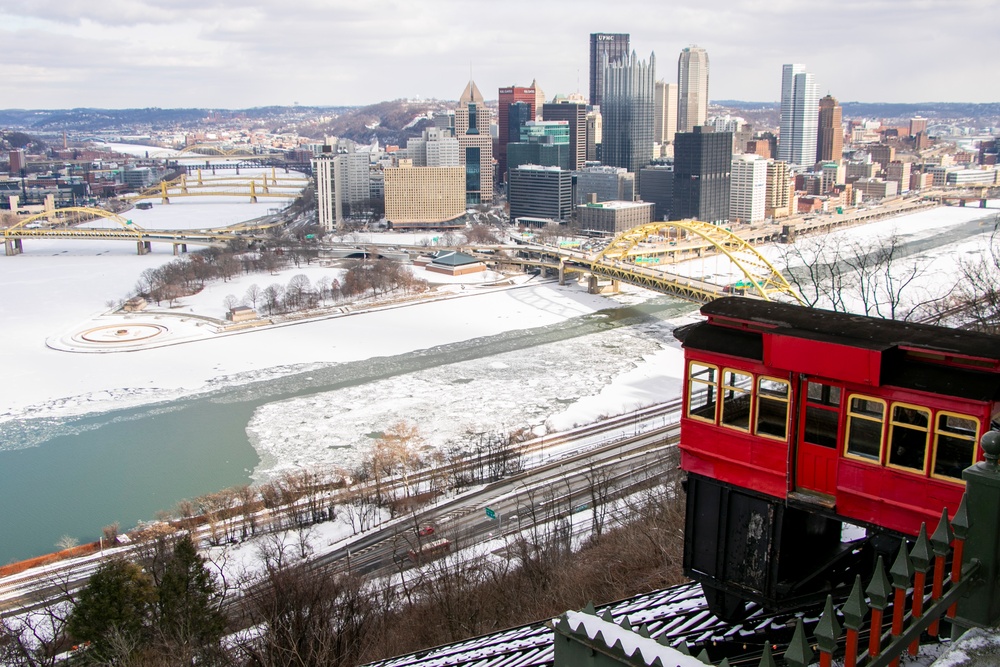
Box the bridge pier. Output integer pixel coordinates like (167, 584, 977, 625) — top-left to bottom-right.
(982, 199, 988, 208)
(137, 241, 151, 255)
(5, 238, 23, 256)
(588, 276, 619, 295)
(173, 243, 188, 256)
(558, 260, 566, 285)
(960, 200, 966, 207)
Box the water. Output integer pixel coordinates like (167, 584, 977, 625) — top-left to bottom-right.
(0, 298, 691, 565)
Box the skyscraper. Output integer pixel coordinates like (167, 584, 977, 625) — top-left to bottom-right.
(601, 50, 656, 176)
(778, 64, 819, 166)
(672, 127, 732, 224)
(497, 84, 538, 182)
(542, 100, 587, 171)
(589, 33, 630, 107)
(816, 94, 843, 163)
(654, 80, 678, 145)
(454, 79, 494, 205)
(729, 154, 768, 224)
(677, 46, 709, 133)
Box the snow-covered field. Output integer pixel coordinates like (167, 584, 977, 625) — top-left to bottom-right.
(2, 191, 996, 486)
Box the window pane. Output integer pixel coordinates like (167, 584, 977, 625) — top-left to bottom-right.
(935, 434, 974, 479)
(850, 397, 884, 420)
(804, 405, 839, 448)
(757, 397, 787, 439)
(847, 418, 883, 460)
(721, 371, 752, 430)
(807, 382, 841, 406)
(888, 424, 928, 471)
(688, 363, 717, 421)
(759, 378, 789, 399)
(939, 414, 977, 436)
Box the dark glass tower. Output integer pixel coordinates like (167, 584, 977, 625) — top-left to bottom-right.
(601, 51, 656, 176)
(672, 127, 732, 224)
(589, 33, 629, 107)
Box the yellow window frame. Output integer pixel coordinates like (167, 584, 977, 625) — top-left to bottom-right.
(885, 402, 931, 475)
(930, 410, 981, 483)
(755, 376, 790, 441)
(687, 361, 719, 423)
(843, 394, 887, 464)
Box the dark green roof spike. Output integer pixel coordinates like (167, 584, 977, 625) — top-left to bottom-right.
(843, 575, 869, 631)
(890, 540, 915, 589)
(867, 555, 892, 610)
(931, 507, 954, 557)
(952, 493, 970, 541)
(696, 648, 712, 664)
(815, 595, 842, 655)
(757, 643, 777, 667)
(910, 523, 933, 573)
(783, 618, 813, 667)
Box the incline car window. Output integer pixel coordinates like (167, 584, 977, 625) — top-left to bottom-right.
(688, 362, 718, 422)
(846, 395, 885, 462)
(887, 404, 931, 473)
(933, 413, 979, 480)
(756, 377, 790, 439)
(804, 382, 840, 448)
(721, 369, 752, 431)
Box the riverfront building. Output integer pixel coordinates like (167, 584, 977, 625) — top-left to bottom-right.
(383, 161, 465, 228)
(672, 127, 732, 224)
(455, 80, 494, 205)
(578, 199, 654, 235)
(508, 165, 573, 222)
(729, 154, 768, 224)
(313, 144, 371, 231)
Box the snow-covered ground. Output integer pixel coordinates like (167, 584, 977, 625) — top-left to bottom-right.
(2, 195, 996, 486)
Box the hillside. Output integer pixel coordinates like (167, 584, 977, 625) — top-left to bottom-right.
(300, 98, 457, 146)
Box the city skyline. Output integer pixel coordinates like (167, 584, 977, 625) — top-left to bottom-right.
(2, 0, 998, 109)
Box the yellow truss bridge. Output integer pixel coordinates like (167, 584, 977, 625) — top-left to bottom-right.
(3, 206, 245, 256)
(543, 221, 803, 305)
(149, 143, 272, 159)
(124, 168, 309, 204)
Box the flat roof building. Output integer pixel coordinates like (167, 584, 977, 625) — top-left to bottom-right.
(578, 199, 654, 235)
(383, 162, 466, 228)
(508, 165, 573, 222)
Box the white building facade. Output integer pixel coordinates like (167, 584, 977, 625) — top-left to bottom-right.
(729, 154, 768, 224)
(778, 64, 819, 166)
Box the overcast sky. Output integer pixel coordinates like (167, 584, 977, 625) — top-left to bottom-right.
(2, 0, 997, 110)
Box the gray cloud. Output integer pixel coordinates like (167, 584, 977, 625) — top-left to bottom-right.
(0, 0, 997, 108)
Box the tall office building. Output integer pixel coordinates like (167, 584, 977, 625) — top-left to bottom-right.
(405, 127, 459, 167)
(601, 51, 657, 176)
(778, 64, 819, 166)
(765, 160, 794, 219)
(508, 165, 574, 222)
(729, 154, 768, 224)
(654, 80, 678, 145)
(542, 100, 587, 171)
(498, 84, 538, 182)
(672, 127, 732, 224)
(312, 142, 371, 231)
(454, 79, 494, 205)
(677, 46, 709, 133)
(586, 108, 602, 162)
(816, 94, 843, 163)
(589, 33, 630, 107)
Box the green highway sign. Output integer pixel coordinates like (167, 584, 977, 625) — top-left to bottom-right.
(485, 507, 496, 520)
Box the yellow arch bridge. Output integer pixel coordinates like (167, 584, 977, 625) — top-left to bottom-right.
(530, 221, 803, 305)
(3, 207, 247, 256)
(125, 168, 309, 204)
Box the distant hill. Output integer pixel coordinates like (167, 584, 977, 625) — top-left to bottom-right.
(301, 99, 455, 147)
(714, 100, 1000, 123)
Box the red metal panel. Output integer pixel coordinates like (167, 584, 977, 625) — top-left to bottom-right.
(763, 335, 882, 386)
(680, 420, 788, 499)
(795, 442, 838, 495)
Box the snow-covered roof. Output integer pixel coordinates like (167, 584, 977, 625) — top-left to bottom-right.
(555, 609, 706, 667)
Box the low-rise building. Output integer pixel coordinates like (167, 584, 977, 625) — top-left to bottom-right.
(577, 199, 654, 235)
(383, 162, 466, 228)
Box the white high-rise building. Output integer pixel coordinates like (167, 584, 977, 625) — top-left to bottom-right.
(654, 80, 678, 145)
(406, 127, 460, 167)
(312, 143, 371, 231)
(729, 154, 768, 224)
(677, 46, 709, 133)
(778, 64, 819, 166)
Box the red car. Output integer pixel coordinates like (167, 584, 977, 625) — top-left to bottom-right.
(417, 525, 435, 536)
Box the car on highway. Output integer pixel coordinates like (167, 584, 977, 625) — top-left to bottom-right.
(417, 525, 435, 537)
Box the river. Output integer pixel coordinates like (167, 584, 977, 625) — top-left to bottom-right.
(0, 297, 693, 564)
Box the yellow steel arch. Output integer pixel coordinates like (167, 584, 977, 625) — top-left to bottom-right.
(6, 207, 144, 235)
(593, 220, 804, 304)
(173, 144, 259, 157)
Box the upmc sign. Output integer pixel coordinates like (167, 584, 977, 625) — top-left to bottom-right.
(597, 35, 618, 41)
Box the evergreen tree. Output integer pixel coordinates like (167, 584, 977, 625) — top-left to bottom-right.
(66, 558, 156, 661)
(157, 535, 226, 649)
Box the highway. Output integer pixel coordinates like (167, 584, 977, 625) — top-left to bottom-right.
(0, 401, 681, 616)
